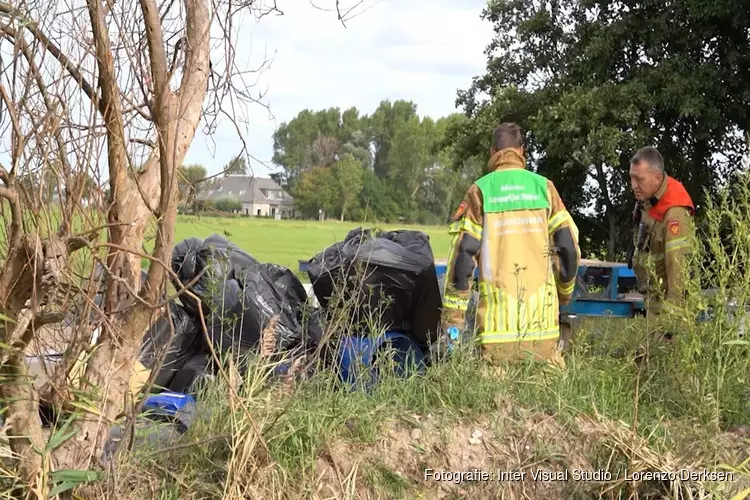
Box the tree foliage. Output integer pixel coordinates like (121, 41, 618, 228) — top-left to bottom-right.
(224, 155, 248, 175)
(272, 101, 477, 224)
(213, 197, 241, 213)
(448, 0, 749, 259)
(178, 164, 207, 202)
(271, 1, 748, 255)
(291, 166, 337, 218)
(330, 153, 364, 221)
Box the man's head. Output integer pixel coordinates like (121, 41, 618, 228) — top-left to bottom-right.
(629, 146, 665, 201)
(490, 122, 524, 156)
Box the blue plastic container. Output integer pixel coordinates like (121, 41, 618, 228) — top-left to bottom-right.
(142, 392, 196, 416)
(140, 392, 197, 434)
(337, 331, 426, 389)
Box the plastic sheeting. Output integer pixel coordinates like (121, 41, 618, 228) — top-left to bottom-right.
(139, 302, 202, 390)
(170, 234, 322, 358)
(307, 228, 441, 351)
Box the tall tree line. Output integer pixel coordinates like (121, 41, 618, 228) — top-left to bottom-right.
(271, 101, 483, 225)
(448, 0, 749, 260)
(271, 0, 748, 260)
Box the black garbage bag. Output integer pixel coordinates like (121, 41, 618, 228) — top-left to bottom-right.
(171, 235, 321, 357)
(307, 228, 441, 351)
(139, 302, 203, 390)
(171, 234, 259, 317)
(204, 234, 260, 276)
(168, 353, 214, 394)
(245, 263, 323, 352)
(204, 277, 261, 355)
(206, 263, 323, 357)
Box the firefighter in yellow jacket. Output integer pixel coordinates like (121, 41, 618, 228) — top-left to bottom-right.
(442, 123, 581, 365)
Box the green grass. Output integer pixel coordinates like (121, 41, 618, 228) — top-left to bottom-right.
(118, 182, 750, 499)
(72, 325, 749, 500)
(4, 189, 750, 499)
(174, 215, 452, 272)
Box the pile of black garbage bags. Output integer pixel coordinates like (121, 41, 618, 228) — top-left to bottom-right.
(139, 228, 442, 394)
(306, 228, 441, 352)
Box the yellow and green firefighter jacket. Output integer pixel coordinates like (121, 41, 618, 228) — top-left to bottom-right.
(442, 148, 581, 362)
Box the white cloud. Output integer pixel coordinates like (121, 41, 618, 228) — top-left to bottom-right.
(184, 0, 494, 177)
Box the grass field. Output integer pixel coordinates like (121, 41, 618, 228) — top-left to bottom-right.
(2, 209, 750, 498)
(175, 215, 452, 272)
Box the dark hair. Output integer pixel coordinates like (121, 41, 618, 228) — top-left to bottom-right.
(492, 122, 524, 150)
(630, 146, 664, 172)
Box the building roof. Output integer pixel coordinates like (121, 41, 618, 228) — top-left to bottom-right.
(199, 175, 294, 206)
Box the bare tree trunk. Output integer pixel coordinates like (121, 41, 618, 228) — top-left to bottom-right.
(0, 0, 360, 483)
(0, 234, 73, 483)
(52, 0, 211, 470)
(593, 163, 617, 260)
(0, 352, 46, 484)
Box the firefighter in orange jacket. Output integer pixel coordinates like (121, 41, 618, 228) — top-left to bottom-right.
(628, 146, 695, 321)
(441, 123, 581, 365)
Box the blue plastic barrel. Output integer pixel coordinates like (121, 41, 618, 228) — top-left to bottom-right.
(337, 331, 426, 389)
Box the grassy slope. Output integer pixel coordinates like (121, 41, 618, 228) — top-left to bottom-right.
(125, 215, 747, 499)
(2, 214, 749, 499)
(79, 322, 749, 500)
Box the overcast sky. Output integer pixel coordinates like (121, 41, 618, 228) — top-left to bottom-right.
(184, 0, 495, 178)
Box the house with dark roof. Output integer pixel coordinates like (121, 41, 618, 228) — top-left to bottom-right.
(199, 175, 294, 218)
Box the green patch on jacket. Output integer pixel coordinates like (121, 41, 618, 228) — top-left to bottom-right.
(476, 169, 550, 213)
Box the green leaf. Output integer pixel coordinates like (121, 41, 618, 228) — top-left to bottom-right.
(45, 415, 79, 453)
(48, 469, 102, 499)
(0, 312, 17, 324)
(718, 456, 750, 471)
(48, 481, 80, 498)
(723, 340, 750, 346)
(68, 400, 104, 417)
(49, 469, 102, 482)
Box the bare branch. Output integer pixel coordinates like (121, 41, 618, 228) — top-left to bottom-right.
(138, 0, 169, 124)
(130, 137, 156, 148)
(0, 0, 372, 480)
(0, 185, 22, 252)
(308, 0, 375, 26)
(0, 7, 99, 107)
(0, 82, 24, 173)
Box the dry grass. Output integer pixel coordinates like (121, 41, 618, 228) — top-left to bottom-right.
(3, 178, 750, 499)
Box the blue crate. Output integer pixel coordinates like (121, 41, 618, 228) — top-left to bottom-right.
(430, 261, 643, 318)
(141, 392, 198, 434)
(560, 299, 642, 318)
(337, 331, 426, 390)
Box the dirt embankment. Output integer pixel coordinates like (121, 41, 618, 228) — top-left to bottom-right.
(312, 403, 749, 500)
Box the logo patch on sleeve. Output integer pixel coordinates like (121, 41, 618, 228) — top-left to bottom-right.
(451, 200, 468, 221)
(667, 219, 680, 236)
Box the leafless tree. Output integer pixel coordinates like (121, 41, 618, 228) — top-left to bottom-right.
(0, 0, 371, 492)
